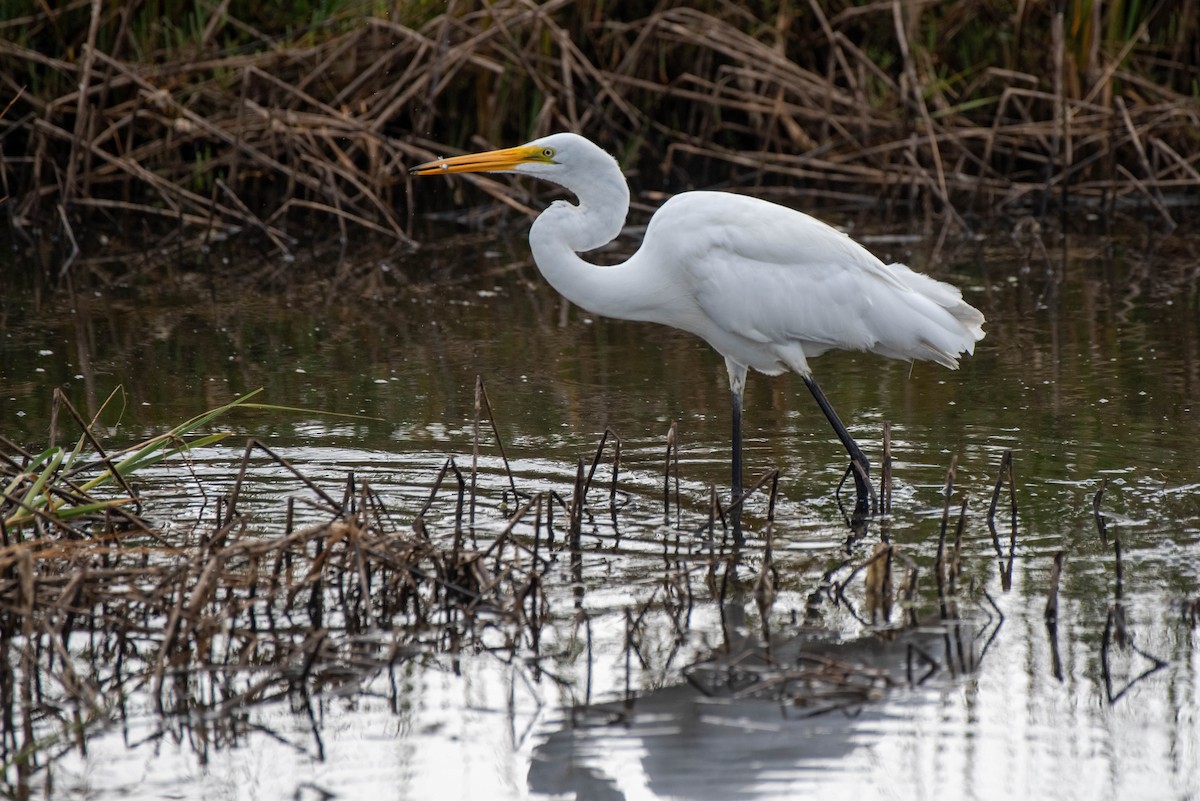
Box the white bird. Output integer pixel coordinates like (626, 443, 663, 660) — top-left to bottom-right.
(412, 133, 985, 531)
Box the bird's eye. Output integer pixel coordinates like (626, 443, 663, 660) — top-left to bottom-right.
(542, 148, 555, 159)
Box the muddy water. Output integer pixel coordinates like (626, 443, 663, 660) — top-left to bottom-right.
(2, 226, 1199, 800)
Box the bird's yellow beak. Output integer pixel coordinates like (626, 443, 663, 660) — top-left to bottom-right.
(410, 144, 554, 176)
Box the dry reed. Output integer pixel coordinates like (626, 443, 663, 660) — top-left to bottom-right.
(2, 1, 1198, 276)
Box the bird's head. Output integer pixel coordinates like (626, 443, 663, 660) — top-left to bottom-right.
(410, 133, 612, 188)
(411, 133, 629, 249)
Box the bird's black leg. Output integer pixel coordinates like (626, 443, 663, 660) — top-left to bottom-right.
(730, 384, 745, 544)
(802, 375, 873, 516)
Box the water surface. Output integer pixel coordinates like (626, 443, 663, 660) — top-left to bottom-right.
(1, 224, 1198, 800)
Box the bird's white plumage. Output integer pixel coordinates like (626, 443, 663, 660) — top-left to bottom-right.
(633, 190, 983, 377)
(489, 132, 984, 388)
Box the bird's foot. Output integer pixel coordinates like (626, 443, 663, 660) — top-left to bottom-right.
(842, 457, 876, 518)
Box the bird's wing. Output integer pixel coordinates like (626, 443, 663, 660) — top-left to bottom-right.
(647, 192, 981, 368)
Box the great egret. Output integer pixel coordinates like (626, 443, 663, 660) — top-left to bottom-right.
(412, 133, 985, 529)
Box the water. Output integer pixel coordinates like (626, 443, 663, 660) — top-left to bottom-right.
(2, 224, 1199, 800)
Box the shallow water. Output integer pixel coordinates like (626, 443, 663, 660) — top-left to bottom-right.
(2, 224, 1199, 800)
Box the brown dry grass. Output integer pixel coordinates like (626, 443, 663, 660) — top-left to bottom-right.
(1, 1, 1198, 275)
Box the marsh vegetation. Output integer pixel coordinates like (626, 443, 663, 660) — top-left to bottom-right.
(2, 0, 1198, 274)
(2, 3, 1198, 799)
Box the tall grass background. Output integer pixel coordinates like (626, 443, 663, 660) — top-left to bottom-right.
(1, 0, 1197, 273)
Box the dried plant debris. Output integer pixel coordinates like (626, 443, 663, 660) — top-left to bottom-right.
(0, 387, 1189, 790)
(0, 459, 552, 779)
(3, 2, 1198, 272)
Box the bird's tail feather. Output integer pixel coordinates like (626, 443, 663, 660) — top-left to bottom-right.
(889, 264, 985, 336)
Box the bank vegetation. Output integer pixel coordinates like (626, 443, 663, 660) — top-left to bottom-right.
(1, 0, 1198, 274)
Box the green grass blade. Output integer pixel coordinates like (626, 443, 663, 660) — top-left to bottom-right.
(4, 448, 57, 498)
(20, 447, 64, 507)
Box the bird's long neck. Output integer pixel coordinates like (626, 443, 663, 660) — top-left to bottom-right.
(527, 160, 661, 322)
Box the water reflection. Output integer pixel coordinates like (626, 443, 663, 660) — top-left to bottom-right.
(1, 228, 1198, 800)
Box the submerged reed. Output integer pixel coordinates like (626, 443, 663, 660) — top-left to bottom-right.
(0, 378, 1179, 793)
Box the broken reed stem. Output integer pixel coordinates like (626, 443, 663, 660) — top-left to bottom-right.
(838, 542, 894, 624)
(1099, 474, 1123, 599)
(1113, 535, 1124, 602)
(766, 470, 780, 522)
(624, 608, 635, 707)
(987, 449, 1010, 529)
(663, 421, 680, 526)
(415, 457, 467, 542)
(896, 550, 921, 628)
(987, 449, 1017, 563)
(1101, 574, 1169, 704)
(531, 492, 542, 567)
(472, 376, 482, 528)
(694, 469, 781, 542)
(231, 439, 342, 518)
(474, 376, 521, 505)
(1093, 477, 1109, 545)
(880, 421, 892, 514)
(935, 455, 957, 614)
(863, 540, 893, 624)
(1045, 550, 1066, 623)
(948, 494, 968, 594)
(51, 388, 140, 513)
(1100, 605, 1116, 697)
(705, 484, 719, 548)
(582, 428, 622, 510)
(569, 458, 586, 551)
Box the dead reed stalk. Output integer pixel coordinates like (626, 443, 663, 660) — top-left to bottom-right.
(2, 2, 1197, 277)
